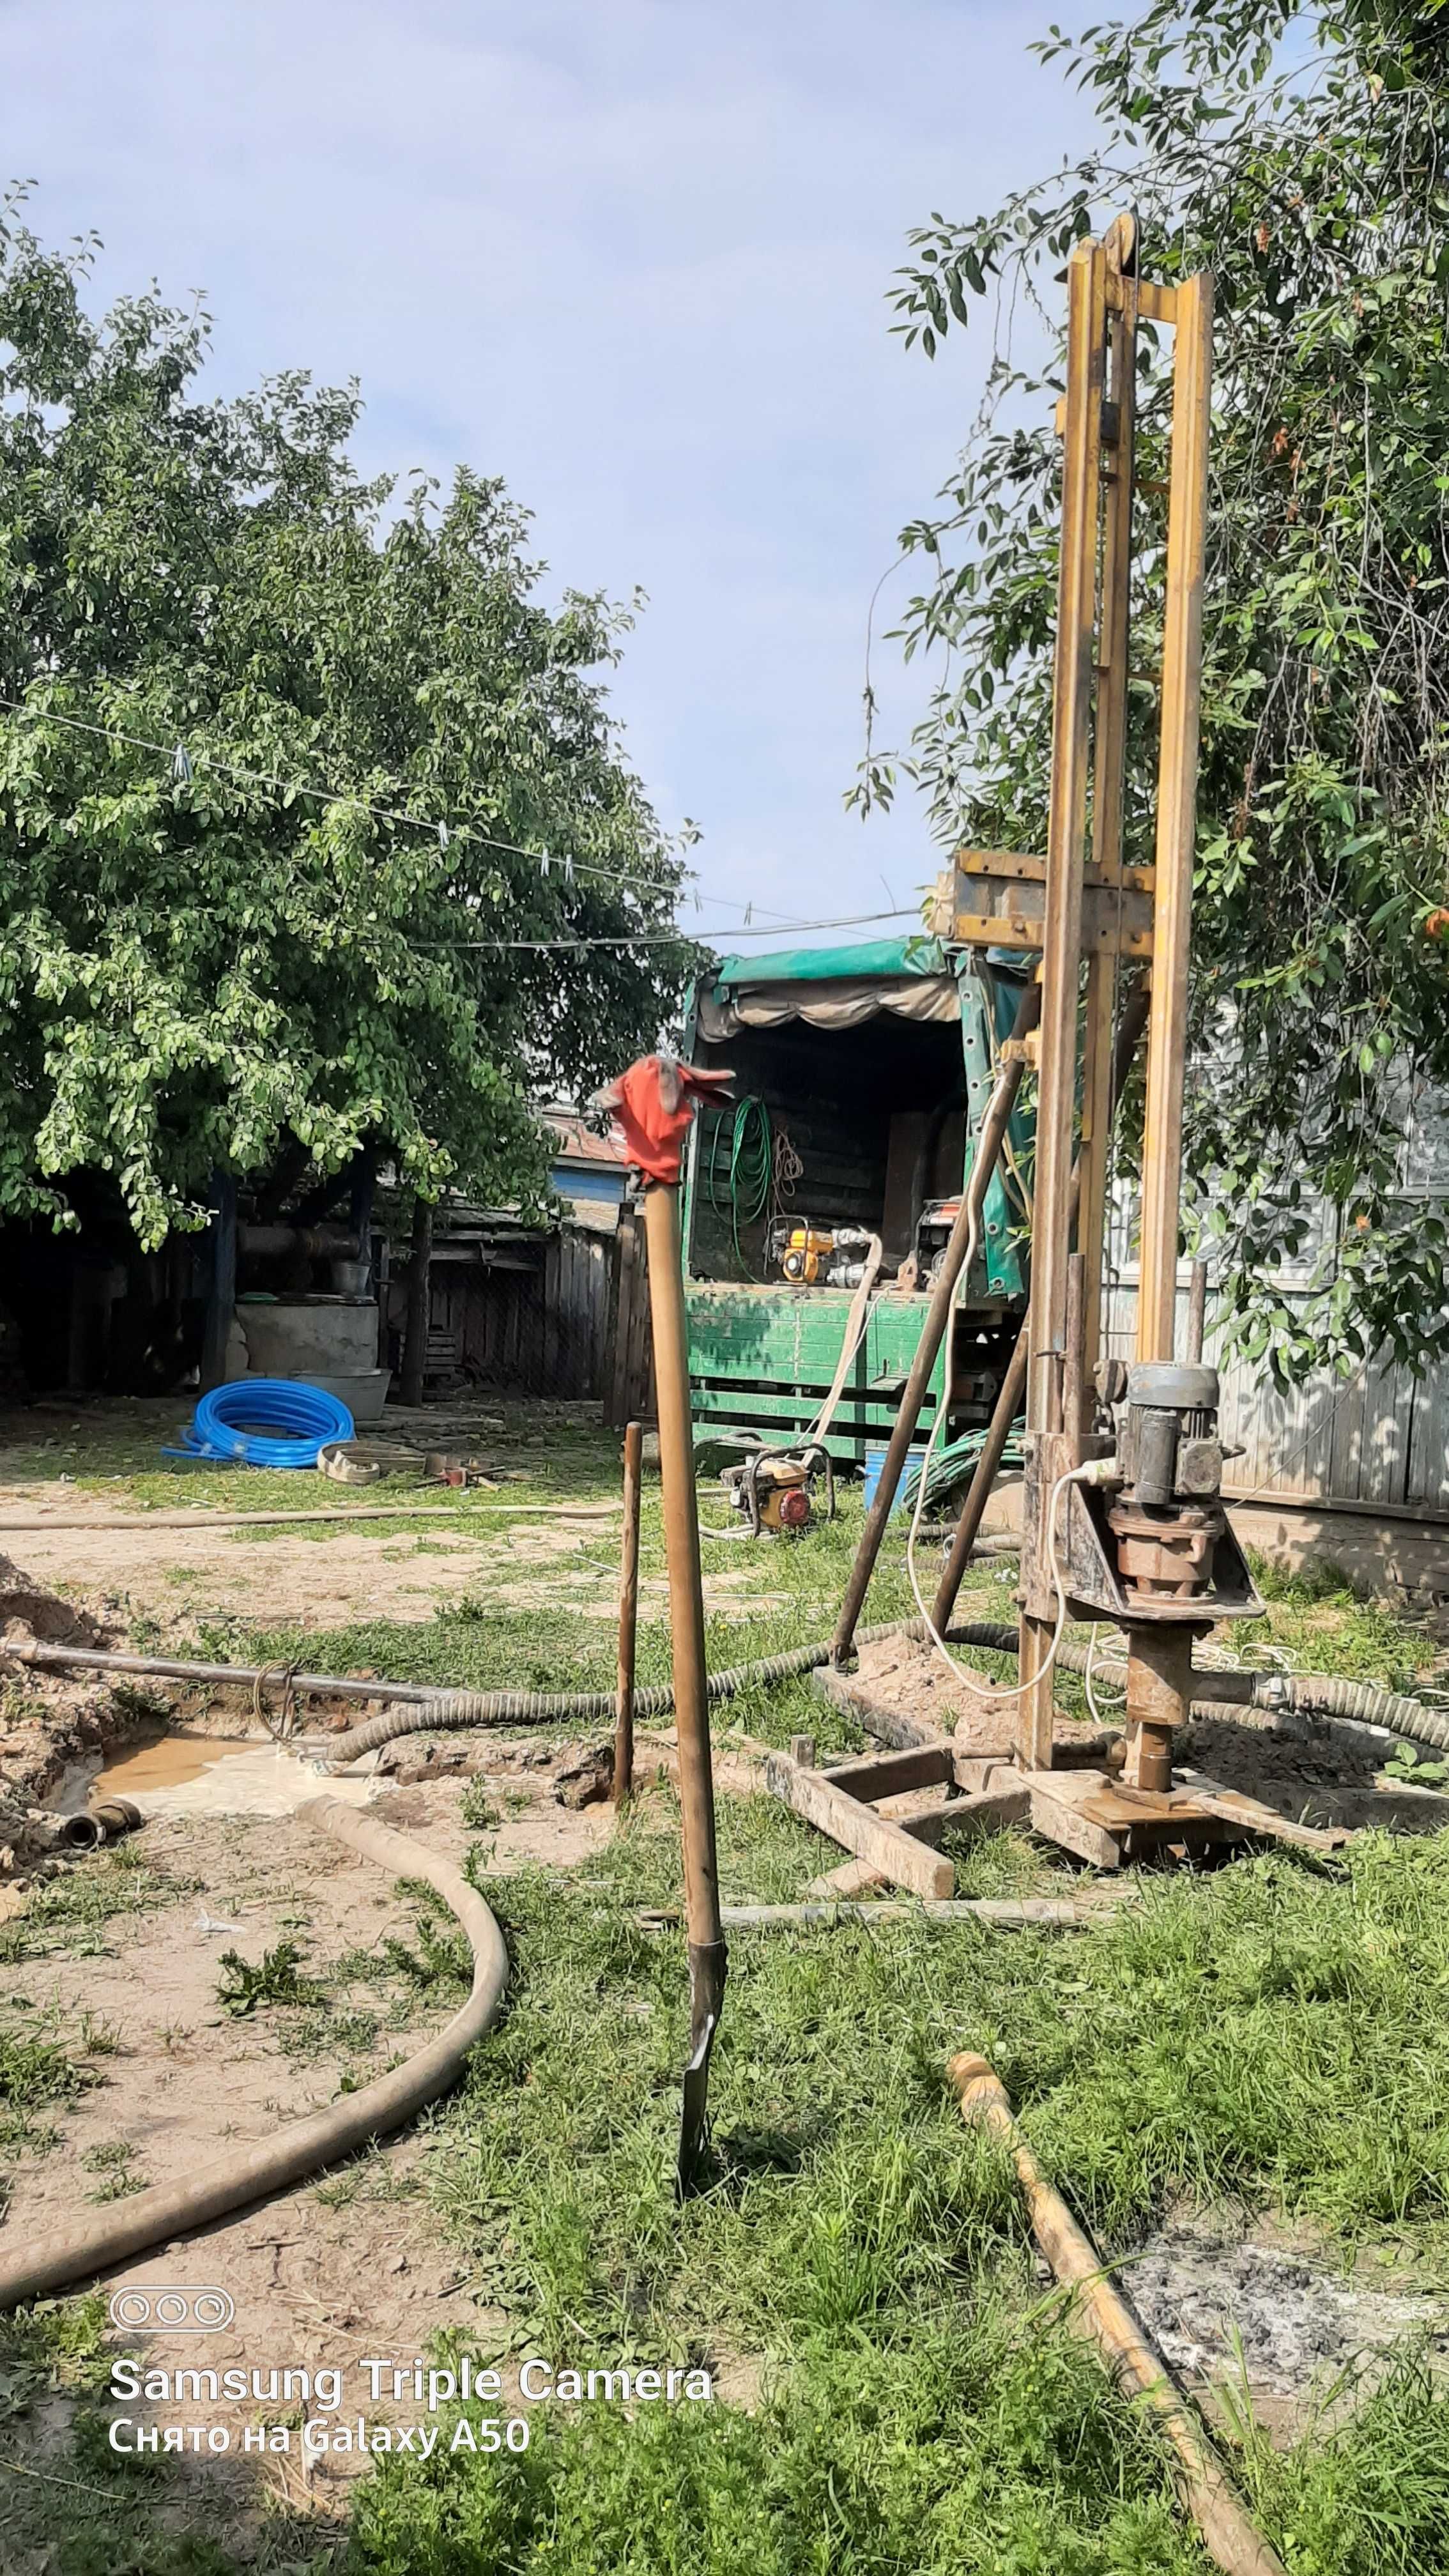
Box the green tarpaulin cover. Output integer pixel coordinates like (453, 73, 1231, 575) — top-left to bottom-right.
(711, 935, 943, 990)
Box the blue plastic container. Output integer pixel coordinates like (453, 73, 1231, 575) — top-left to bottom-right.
(862, 1442, 928, 1516)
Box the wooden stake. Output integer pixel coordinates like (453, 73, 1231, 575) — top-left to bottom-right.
(613, 1420, 643, 1804)
(641, 1179, 726, 2190)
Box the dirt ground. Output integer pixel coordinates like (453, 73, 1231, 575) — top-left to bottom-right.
(854, 1629, 1449, 1836)
(1, 1761, 617, 2513)
(0, 1496, 790, 1633)
(4, 1393, 1449, 2549)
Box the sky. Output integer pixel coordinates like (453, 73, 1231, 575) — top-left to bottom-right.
(0, 0, 1094, 947)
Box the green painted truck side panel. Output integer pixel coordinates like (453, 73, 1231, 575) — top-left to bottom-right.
(959, 966, 1030, 1303)
(686, 1284, 947, 1462)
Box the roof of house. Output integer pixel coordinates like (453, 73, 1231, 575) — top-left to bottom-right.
(545, 1110, 629, 1170)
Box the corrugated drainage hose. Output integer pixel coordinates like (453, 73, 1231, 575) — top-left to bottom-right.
(0, 1797, 508, 2312)
(15, 1627, 1443, 1770)
(318, 1618, 1125, 1767)
(1272, 1672, 1449, 1752)
(318, 1623, 1449, 1767)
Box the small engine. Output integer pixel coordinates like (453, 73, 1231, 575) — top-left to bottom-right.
(719, 1440, 835, 1537)
(770, 1221, 874, 1287)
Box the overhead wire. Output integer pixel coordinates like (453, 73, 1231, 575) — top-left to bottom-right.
(0, 689, 925, 953)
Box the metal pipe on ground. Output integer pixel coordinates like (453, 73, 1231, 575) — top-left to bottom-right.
(831, 978, 1043, 1669)
(698, 1897, 1127, 1929)
(59, 1796, 142, 1851)
(947, 2051, 1286, 2576)
(17, 1630, 1446, 1766)
(0, 1797, 509, 2312)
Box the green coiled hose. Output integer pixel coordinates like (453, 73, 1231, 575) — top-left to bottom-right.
(706, 1094, 774, 1270)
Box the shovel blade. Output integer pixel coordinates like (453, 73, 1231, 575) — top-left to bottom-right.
(676, 1938, 727, 2195)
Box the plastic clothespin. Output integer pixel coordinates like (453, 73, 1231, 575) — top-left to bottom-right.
(438, 820, 450, 853)
(172, 744, 193, 786)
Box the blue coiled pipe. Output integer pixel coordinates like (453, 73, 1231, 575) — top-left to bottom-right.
(177, 1378, 356, 1469)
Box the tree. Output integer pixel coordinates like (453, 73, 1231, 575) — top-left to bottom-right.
(0, 191, 696, 1250)
(861, 0, 1449, 1382)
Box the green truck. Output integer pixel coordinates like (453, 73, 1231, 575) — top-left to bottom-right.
(680, 935, 1032, 1466)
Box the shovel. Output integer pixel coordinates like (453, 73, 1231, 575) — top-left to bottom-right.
(599, 1055, 731, 2191)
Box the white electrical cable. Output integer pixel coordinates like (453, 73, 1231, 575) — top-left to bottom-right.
(1082, 1622, 1128, 1729)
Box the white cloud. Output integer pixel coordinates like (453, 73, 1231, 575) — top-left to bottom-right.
(0, 0, 1094, 935)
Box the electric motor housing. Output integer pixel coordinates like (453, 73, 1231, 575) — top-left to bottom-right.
(1117, 1361, 1222, 1510)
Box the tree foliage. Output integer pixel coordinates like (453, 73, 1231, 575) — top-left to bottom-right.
(0, 192, 694, 1248)
(864, 0, 1449, 1380)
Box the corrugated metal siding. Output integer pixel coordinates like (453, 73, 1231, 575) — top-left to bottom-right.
(1103, 1181, 1449, 1512)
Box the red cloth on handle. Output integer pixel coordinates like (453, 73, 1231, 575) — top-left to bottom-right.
(599, 1055, 734, 1186)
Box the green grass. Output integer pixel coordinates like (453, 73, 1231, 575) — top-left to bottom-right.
(0, 2018, 93, 2172)
(79, 2138, 147, 2202)
(4, 1404, 1449, 2574)
(0, 1846, 188, 1964)
(6, 1815, 1449, 2574)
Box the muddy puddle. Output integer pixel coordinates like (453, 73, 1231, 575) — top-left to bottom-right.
(57, 1729, 377, 1821)
(92, 1731, 256, 1798)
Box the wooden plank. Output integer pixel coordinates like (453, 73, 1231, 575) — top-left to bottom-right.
(763, 1751, 954, 1899)
(542, 1234, 562, 1395)
(821, 1744, 954, 1802)
(1172, 1770, 1353, 1853)
(915, 1781, 1033, 1836)
(949, 905, 1153, 958)
(811, 1667, 951, 1751)
(1028, 1781, 1124, 1869)
(1130, 275, 1177, 323)
(808, 1857, 891, 1899)
(1025, 1765, 1250, 1869)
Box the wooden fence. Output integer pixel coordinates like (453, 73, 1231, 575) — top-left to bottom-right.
(1103, 1275, 1449, 1518)
(604, 1204, 656, 1426)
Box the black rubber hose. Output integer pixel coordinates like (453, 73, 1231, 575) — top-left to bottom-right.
(319, 1621, 1449, 1768)
(319, 1619, 1146, 1768)
(1275, 1672, 1449, 1752)
(318, 1617, 1034, 1767)
(19, 1619, 1441, 1770)
(0, 1797, 509, 2311)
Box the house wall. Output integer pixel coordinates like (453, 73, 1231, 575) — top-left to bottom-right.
(1102, 1174, 1449, 1517)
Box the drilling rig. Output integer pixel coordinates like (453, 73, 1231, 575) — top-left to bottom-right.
(828, 215, 1322, 1871)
